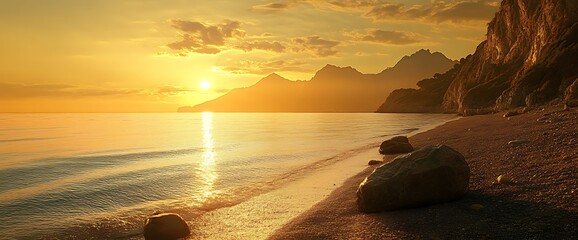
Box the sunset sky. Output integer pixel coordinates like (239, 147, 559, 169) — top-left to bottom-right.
(0, 0, 499, 112)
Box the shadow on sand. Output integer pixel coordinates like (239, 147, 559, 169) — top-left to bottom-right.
(269, 170, 578, 240)
(365, 189, 578, 239)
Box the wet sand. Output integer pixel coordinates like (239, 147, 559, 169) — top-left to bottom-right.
(270, 104, 578, 239)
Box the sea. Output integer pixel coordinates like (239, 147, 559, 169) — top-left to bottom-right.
(0, 113, 456, 239)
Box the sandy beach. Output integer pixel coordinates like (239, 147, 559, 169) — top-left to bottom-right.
(270, 104, 578, 239)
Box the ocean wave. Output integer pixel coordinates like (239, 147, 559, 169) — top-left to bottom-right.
(0, 148, 203, 196)
(0, 137, 55, 143)
(372, 127, 420, 139)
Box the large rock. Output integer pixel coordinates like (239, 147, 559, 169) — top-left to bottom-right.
(143, 213, 190, 240)
(357, 145, 470, 213)
(379, 136, 414, 154)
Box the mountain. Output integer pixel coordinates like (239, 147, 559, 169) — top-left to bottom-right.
(378, 0, 578, 114)
(179, 49, 456, 112)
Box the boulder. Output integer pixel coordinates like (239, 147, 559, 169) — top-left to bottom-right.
(357, 145, 470, 213)
(143, 213, 190, 240)
(379, 136, 414, 154)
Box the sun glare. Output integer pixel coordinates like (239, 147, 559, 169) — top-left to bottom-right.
(200, 80, 211, 90)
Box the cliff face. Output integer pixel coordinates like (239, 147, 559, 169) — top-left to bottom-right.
(179, 49, 456, 113)
(379, 0, 578, 114)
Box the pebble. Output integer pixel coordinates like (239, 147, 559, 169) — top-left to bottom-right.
(508, 140, 530, 146)
(470, 204, 484, 210)
(497, 175, 512, 184)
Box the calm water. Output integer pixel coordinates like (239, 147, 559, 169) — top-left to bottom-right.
(0, 113, 455, 239)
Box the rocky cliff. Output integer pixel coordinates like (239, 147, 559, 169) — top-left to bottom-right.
(179, 49, 456, 112)
(378, 0, 578, 114)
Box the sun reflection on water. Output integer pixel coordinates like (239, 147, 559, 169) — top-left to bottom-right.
(197, 112, 218, 202)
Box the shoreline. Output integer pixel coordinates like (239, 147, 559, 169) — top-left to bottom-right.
(179, 118, 454, 239)
(269, 104, 578, 239)
(128, 117, 454, 239)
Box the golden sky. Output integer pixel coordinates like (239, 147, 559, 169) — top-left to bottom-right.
(0, 0, 499, 112)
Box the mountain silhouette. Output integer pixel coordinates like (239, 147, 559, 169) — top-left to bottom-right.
(179, 49, 456, 112)
(378, 0, 578, 114)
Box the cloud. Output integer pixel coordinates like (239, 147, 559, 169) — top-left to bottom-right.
(217, 59, 309, 75)
(252, 2, 291, 11)
(430, 1, 500, 23)
(354, 29, 422, 45)
(321, 0, 381, 9)
(0, 82, 221, 99)
(155, 85, 228, 95)
(166, 19, 246, 55)
(261, 0, 498, 25)
(291, 36, 340, 57)
(156, 86, 195, 96)
(236, 40, 286, 53)
(0, 82, 139, 99)
(365, 0, 499, 24)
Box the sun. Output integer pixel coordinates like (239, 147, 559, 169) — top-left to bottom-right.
(199, 80, 211, 90)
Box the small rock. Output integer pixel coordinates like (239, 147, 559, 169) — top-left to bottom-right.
(368, 160, 383, 166)
(548, 117, 562, 123)
(497, 175, 512, 184)
(144, 213, 190, 240)
(470, 204, 484, 210)
(537, 117, 548, 122)
(508, 140, 530, 146)
(503, 111, 519, 117)
(378, 136, 414, 155)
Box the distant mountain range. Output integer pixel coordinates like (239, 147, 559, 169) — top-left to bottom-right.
(378, 0, 578, 114)
(179, 49, 457, 112)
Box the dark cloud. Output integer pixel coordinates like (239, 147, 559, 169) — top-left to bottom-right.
(236, 40, 286, 53)
(291, 36, 340, 57)
(266, 0, 497, 25)
(166, 20, 246, 55)
(217, 59, 309, 75)
(359, 29, 421, 45)
(365, 4, 423, 19)
(0, 82, 139, 99)
(252, 2, 291, 11)
(325, 0, 380, 9)
(365, 0, 499, 24)
(430, 1, 499, 23)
